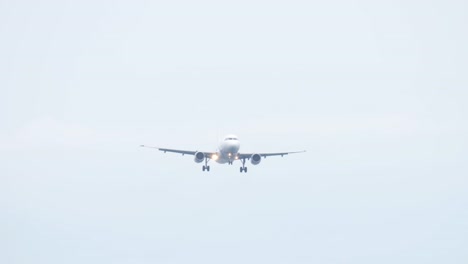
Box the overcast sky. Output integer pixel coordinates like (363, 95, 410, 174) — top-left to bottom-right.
(1, 1, 467, 263)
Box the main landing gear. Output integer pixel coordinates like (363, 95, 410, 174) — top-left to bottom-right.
(240, 158, 248, 173)
(202, 157, 210, 172)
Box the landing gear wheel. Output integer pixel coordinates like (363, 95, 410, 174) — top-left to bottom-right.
(239, 158, 248, 173)
(202, 157, 211, 172)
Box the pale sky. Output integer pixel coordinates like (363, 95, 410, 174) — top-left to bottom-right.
(1, 1, 468, 263)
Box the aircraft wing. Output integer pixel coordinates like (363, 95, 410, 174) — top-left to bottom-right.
(140, 145, 214, 156)
(238, 150, 306, 159)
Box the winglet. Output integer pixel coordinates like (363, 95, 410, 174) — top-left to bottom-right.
(140, 145, 159, 149)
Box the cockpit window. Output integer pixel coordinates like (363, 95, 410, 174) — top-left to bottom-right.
(225, 137, 238, 141)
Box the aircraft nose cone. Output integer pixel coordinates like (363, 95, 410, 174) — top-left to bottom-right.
(226, 143, 239, 153)
(232, 142, 240, 152)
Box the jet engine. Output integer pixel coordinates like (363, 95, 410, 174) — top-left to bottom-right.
(194, 152, 205, 163)
(250, 154, 261, 165)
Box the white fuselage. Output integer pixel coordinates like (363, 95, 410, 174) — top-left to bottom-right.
(215, 135, 240, 164)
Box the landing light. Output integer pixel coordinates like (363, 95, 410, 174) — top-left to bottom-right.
(212, 154, 218, 160)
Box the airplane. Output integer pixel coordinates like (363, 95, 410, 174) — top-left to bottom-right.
(140, 134, 305, 173)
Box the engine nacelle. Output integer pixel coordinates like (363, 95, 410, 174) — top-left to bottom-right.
(194, 152, 205, 163)
(250, 154, 261, 165)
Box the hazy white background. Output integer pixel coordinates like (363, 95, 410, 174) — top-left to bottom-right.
(1, 1, 467, 263)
